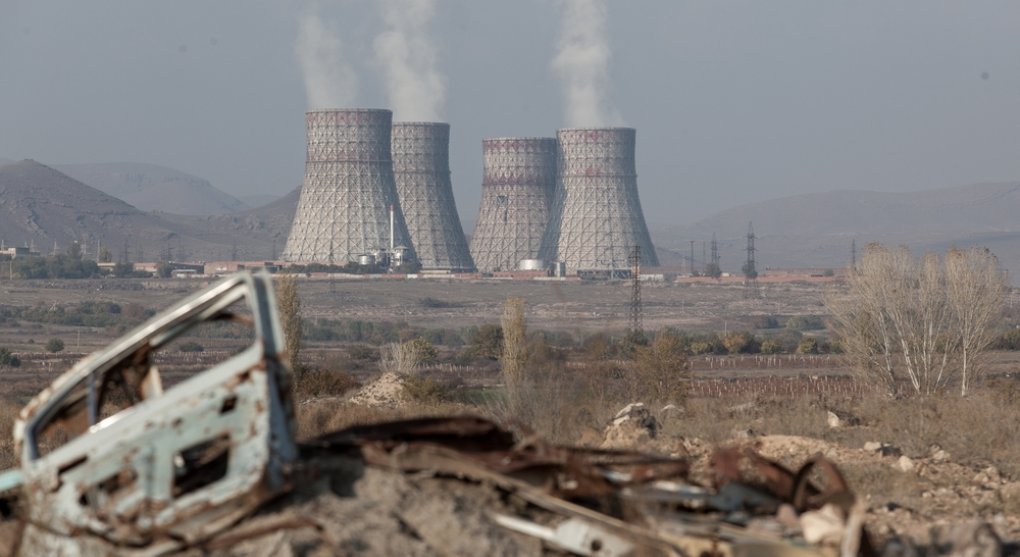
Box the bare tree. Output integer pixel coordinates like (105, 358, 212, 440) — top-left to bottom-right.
(275, 273, 302, 373)
(633, 329, 690, 404)
(380, 341, 420, 376)
(945, 248, 1007, 396)
(828, 244, 1005, 397)
(500, 298, 528, 417)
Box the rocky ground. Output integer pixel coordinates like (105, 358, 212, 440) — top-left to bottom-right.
(283, 375, 1020, 555)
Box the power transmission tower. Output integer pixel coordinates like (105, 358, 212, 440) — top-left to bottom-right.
(689, 240, 695, 276)
(743, 222, 759, 298)
(707, 234, 721, 279)
(629, 245, 642, 336)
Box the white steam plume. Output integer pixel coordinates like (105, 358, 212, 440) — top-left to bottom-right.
(373, 0, 445, 121)
(551, 0, 622, 127)
(295, 5, 359, 108)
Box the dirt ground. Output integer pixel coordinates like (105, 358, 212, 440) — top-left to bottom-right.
(0, 276, 827, 352)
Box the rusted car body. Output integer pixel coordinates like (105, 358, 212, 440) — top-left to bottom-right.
(4, 271, 296, 556)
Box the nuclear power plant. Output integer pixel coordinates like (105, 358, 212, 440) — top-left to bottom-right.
(470, 137, 557, 272)
(283, 109, 415, 265)
(282, 111, 660, 276)
(539, 128, 658, 273)
(391, 122, 474, 271)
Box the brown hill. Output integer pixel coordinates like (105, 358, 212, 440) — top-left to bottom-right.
(0, 160, 246, 260)
(160, 186, 299, 260)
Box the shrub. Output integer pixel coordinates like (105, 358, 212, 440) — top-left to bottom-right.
(722, 331, 758, 354)
(0, 348, 20, 368)
(796, 337, 819, 354)
(405, 338, 438, 365)
(760, 339, 782, 354)
(45, 338, 65, 353)
(468, 324, 503, 360)
(401, 375, 449, 403)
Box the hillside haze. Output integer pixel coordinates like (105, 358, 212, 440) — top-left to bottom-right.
(56, 162, 247, 216)
(0, 160, 264, 260)
(653, 181, 1020, 279)
(4, 159, 1020, 279)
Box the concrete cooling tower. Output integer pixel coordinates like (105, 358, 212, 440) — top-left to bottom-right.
(283, 109, 414, 263)
(540, 128, 658, 273)
(391, 122, 474, 271)
(470, 137, 557, 272)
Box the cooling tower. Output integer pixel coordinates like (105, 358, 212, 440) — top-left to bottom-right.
(283, 109, 414, 263)
(540, 128, 658, 272)
(470, 137, 557, 273)
(391, 122, 474, 271)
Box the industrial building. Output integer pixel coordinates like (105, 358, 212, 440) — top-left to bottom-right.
(283, 109, 415, 265)
(469, 137, 557, 273)
(540, 128, 658, 274)
(391, 122, 474, 271)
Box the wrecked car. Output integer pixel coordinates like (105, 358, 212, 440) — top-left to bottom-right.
(1, 271, 296, 556)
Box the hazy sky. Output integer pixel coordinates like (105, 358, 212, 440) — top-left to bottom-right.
(0, 0, 1018, 227)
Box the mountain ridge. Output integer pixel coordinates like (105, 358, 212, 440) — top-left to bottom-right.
(54, 162, 248, 216)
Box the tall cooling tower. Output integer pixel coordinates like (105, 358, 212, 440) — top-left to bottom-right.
(540, 128, 658, 272)
(470, 137, 557, 272)
(391, 122, 474, 271)
(283, 109, 414, 263)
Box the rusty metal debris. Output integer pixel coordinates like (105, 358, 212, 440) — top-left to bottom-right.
(0, 271, 874, 556)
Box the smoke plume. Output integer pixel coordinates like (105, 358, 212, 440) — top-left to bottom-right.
(373, 0, 445, 121)
(295, 5, 359, 108)
(551, 0, 622, 127)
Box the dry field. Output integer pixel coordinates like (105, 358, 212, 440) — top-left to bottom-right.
(3, 276, 1020, 551)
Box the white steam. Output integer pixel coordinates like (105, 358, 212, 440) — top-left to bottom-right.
(551, 0, 622, 127)
(295, 5, 359, 108)
(373, 0, 445, 121)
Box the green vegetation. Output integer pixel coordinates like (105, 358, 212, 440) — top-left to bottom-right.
(0, 301, 151, 328)
(45, 338, 64, 353)
(10, 246, 100, 279)
(0, 348, 20, 368)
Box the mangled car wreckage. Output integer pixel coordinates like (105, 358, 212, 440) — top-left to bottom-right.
(0, 271, 878, 556)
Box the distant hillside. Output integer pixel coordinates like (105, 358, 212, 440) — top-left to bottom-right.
(0, 160, 252, 260)
(652, 181, 1020, 279)
(237, 193, 282, 208)
(56, 162, 247, 216)
(161, 186, 300, 260)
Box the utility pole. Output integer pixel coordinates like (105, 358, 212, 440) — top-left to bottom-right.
(851, 239, 857, 270)
(629, 245, 642, 337)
